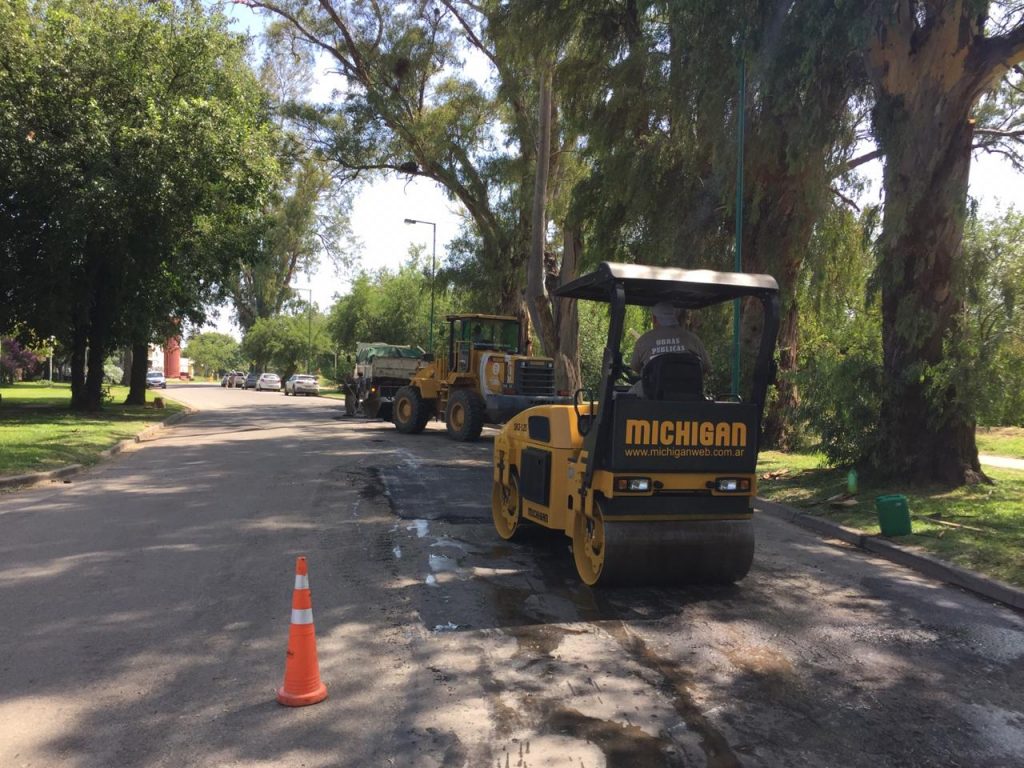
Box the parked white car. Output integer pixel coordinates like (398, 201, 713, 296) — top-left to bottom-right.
(284, 374, 320, 396)
(255, 373, 281, 391)
(146, 370, 167, 389)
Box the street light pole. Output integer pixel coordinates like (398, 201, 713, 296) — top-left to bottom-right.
(732, 51, 746, 397)
(404, 217, 437, 354)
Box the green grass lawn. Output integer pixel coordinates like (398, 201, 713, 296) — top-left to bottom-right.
(976, 426, 1024, 459)
(757, 450, 1024, 588)
(0, 382, 183, 477)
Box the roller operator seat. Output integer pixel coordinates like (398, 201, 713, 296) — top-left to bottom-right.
(640, 351, 705, 401)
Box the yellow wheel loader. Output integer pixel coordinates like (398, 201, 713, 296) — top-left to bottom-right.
(492, 263, 780, 586)
(392, 314, 569, 442)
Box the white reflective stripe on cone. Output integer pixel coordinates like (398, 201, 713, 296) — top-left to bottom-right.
(291, 608, 314, 625)
(294, 574, 310, 590)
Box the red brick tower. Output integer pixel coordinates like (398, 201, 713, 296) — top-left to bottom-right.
(164, 337, 181, 379)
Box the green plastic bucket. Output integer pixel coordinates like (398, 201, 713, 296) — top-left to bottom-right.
(875, 494, 912, 537)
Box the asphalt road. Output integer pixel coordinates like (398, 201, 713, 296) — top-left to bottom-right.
(1, 383, 1022, 767)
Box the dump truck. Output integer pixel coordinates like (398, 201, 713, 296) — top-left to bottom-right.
(344, 342, 426, 420)
(491, 262, 780, 586)
(392, 314, 569, 441)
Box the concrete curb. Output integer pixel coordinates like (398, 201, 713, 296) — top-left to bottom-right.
(757, 497, 1024, 612)
(0, 463, 86, 490)
(0, 403, 197, 491)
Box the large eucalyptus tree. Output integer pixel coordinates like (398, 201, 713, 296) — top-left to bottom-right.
(866, 1, 1024, 483)
(242, 0, 536, 314)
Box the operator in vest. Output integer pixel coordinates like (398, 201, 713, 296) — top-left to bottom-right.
(631, 301, 711, 376)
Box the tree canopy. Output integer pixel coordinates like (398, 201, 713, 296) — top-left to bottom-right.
(327, 249, 461, 356)
(0, 0, 280, 409)
(184, 332, 242, 377)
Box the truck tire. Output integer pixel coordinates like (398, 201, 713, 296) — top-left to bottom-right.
(446, 388, 486, 441)
(393, 386, 430, 434)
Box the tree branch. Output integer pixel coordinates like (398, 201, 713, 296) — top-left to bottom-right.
(236, 1, 357, 78)
(972, 144, 1024, 170)
(834, 147, 884, 176)
(368, 0, 384, 54)
(438, 0, 499, 70)
(971, 21, 1024, 86)
(318, 0, 370, 82)
(831, 186, 861, 211)
(973, 127, 1024, 139)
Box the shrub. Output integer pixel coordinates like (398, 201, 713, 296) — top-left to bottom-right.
(796, 304, 883, 467)
(0, 337, 41, 384)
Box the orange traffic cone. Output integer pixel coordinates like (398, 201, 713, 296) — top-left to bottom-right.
(276, 556, 328, 706)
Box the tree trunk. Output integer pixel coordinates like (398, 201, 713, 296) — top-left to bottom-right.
(125, 342, 149, 405)
(762, 297, 799, 449)
(120, 347, 133, 386)
(69, 323, 88, 410)
(554, 226, 582, 393)
(738, 178, 815, 435)
(83, 324, 106, 411)
(872, 91, 986, 485)
(862, 2, 1024, 485)
(525, 65, 556, 355)
(522, 68, 582, 390)
(79, 274, 112, 412)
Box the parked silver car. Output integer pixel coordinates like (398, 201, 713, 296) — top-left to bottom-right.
(255, 373, 281, 392)
(243, 372, 260, 390)
(284, 374, 320, 396)
(227, 371, 247, 388)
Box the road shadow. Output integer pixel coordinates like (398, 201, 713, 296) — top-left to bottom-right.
(2, 396, 1023, 768)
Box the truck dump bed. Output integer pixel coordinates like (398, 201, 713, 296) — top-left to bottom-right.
(355, 343, 425, 381)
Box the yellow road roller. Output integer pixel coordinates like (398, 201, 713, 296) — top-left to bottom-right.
(491, 262, 780, 586)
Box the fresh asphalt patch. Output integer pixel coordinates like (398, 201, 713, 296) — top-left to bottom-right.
(376, 460, 492, 522)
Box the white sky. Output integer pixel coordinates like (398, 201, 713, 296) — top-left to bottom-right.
(203, 3, 1024, 339)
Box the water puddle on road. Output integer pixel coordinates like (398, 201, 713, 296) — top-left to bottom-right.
(541, 706, 681, 768)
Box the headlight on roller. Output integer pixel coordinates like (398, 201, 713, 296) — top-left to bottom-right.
(714, 478, 751, 492)
(616, 477, 651, 492)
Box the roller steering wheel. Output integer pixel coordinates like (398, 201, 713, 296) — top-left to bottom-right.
(618, 362, 640, 385)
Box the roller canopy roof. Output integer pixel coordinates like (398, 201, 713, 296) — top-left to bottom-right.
(555, 262, 779, 308)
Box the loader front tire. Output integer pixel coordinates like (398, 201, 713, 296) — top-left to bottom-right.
(445, 388, 486, 442)
(393, 386, 430, 434)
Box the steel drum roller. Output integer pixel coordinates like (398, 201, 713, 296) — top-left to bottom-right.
(573, 505, 754, 586)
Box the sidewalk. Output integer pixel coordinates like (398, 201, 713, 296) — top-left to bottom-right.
(979, 454, 1024, 471)
(758, 498, 1024, 612)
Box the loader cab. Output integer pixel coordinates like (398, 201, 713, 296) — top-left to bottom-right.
(554, 263, 780, 486)
(447, 314, 521, 373)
